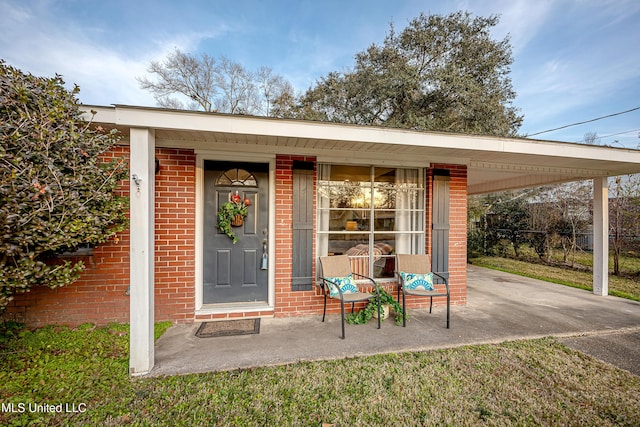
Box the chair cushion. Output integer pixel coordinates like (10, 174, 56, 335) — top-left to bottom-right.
(400, 271, 434, 291)
(325, 274, 359, 298)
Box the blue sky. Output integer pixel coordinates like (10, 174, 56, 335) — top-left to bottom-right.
(1, 0, 639, 147)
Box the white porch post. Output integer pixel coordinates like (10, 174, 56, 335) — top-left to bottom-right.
(129, 128, 155, 375)
(593, 177, 609, 296)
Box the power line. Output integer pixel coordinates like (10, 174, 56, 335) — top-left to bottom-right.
(573, 128, 640, 143)
(598, 128, 640, 139)
(528, 106, 640, 137)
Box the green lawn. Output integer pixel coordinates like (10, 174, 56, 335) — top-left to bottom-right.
(1, 323, 639, 426)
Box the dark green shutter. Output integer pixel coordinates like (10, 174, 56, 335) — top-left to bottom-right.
(292, 162, 314, 291)
(432, 173, 450, 283)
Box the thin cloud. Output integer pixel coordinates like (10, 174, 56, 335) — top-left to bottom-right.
(0, 1, 223, 106)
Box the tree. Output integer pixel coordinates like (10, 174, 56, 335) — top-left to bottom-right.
(526, 182, 591, 266)
(138, 49, 294, 116)
(288, 12, 522, 136)
(482, 192, 530, 257)
(609, 175, 640, 275)
(467, 194, 491, 258)
(256, 66, 295, 117)
(215, 56, 257, 114)
(138, 49, 223, 112)
(552, 182, 591, 267)
(526, 193, 561, 262)
(584, 132, 600, 145)
(0, 61, 128, 313)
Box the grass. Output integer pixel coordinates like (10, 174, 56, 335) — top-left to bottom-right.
(2, 323, 640, 426)
(471, 246, 640, 302)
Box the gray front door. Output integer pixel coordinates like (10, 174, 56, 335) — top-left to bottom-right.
(203, 161, 269, 304)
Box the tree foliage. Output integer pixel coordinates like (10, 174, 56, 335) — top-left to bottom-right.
(138, 49, 294, 116)
(284, 11, 522, 136)
(0, 61, 128, 313)
(482, 192, 531, 257)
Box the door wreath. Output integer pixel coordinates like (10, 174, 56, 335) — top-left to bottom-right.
(217, 191, 252, 244)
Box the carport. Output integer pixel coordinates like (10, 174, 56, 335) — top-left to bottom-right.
(462, 136, 636, 297)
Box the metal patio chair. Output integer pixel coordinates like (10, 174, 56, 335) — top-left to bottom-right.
(318, 255, 381, 339)
(396, 254, 450, 328)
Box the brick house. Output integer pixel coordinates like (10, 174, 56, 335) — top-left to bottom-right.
(6, 105, 640, 374)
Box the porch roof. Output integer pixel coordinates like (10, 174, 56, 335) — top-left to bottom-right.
(86, 104, 640, 195)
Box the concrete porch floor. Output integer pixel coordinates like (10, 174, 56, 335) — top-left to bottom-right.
(149, 266, 640, 377)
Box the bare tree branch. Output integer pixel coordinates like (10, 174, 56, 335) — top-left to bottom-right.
(138, 49, 292, 116)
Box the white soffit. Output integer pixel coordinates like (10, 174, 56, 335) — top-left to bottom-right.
(84, 105, 640, 194)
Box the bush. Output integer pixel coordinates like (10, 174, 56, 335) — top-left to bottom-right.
(467, 228, 486, 258)
(0, 61, 128, 313)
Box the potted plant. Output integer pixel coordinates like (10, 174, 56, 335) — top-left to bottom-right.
(346, 287, 406, 326)
(217, 191, 251, 244)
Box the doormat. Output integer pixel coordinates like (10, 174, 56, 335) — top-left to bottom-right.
(195, 318, 260, 338)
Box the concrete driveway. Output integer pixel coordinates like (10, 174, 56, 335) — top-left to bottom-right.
(149, 266, 640, 377)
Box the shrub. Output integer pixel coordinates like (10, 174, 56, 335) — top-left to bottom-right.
(0, 61, 128, 313)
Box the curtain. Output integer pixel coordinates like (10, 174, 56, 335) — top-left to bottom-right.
(395, 168, 420, 254)
(317, 164, 331, 260)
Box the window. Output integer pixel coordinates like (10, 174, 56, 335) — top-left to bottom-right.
(216, 168, 257, 187)
(317, 165, 425, 279)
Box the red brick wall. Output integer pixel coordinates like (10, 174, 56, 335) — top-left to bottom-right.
(4, 147, 197, 327)
(5, 149, 467, 327)
(428, 164, 468, 307)
(153, 148, 196, 323)
(273, 155, 324, 316)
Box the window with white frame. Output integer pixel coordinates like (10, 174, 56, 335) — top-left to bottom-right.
(317, 165, 425, 279)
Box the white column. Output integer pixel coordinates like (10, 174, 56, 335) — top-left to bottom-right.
(129, 128, 155, 375)
(593, 177, 609, 296)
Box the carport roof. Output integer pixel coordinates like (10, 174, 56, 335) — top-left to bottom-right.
(86, 104, 640, 195)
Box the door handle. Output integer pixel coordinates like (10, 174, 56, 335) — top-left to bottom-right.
(261, 239, 268, 270)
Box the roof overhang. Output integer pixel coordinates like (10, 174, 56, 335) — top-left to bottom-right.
(84, 105, 640, 195)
